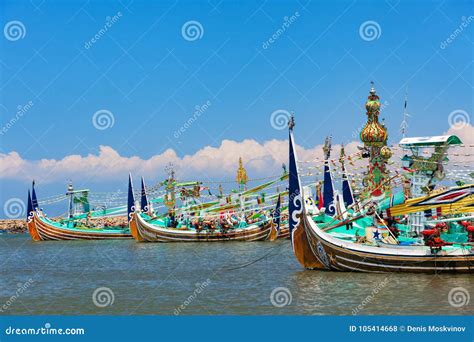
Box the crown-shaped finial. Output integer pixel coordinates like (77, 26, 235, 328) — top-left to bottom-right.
(370, 81, 376, 94)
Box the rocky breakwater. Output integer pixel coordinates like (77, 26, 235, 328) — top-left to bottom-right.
(0, 219, 26, 234)
(0, 216, 129, 234)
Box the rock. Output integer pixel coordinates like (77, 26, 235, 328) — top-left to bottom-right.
(0, 219, 27, 234)
(0, 216, 130, 235)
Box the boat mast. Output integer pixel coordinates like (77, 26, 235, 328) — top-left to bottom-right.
(164, 163, 177, 217)
(66, 181, 74, 218)
(400, 91, 409, 139)
(236, 157, 248, 222)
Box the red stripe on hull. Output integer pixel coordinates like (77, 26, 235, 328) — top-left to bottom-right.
(134, 213, 272, 242)
(32, 214, 131, 241)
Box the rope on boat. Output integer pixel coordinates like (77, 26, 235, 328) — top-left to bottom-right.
(320, 173, 405, 231)
(172, 200, 288, 220)
(38, 195, 68, 205)
(201, 174, 284, 185)
(219, 240, 289, 271)
(298, 151, 363, 164)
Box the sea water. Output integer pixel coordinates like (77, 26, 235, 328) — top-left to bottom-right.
(0, 234, 472, 315)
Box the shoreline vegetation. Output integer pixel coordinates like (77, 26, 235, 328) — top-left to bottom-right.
(0, 217, 128, 234)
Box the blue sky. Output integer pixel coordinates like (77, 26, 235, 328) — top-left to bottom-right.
(0, 0, 473, 217)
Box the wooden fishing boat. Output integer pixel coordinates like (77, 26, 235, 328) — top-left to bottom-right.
(277, 225, 290, 239)
(288, 116, 474, 273)
(267, 195, 290, 241)
(127, 174, 275, 242)
(27, 182, 131, 241)
(26, 189, 41, 241)
(133, 213, 272, 242)
(386, 184, 474, 216)
(267, 194, 281, 241)
(29, 211, 131, 241)
(269, 224, 290, 240)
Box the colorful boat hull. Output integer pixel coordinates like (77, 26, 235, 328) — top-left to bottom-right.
(133, 212, 273, 242)
(29, 211, 131, 241)
(288, 121, 474, 274)
(27, 212, 41, 241)
(302, 212, 474, 273)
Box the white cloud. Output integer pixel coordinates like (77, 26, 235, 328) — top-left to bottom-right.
(1, 124, 472, 184)
(0, 140, 359, 184)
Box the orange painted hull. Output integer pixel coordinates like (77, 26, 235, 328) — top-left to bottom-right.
(27, 214, 41, 241)
(129, 214, 144, 242)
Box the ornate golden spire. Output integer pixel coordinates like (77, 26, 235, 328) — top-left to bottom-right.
(360, 82, 388, 147)
(359, 83, 391, 197)
(236, 157, 248, 189)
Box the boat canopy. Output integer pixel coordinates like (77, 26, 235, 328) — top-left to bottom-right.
(399, 135, 462, 147)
